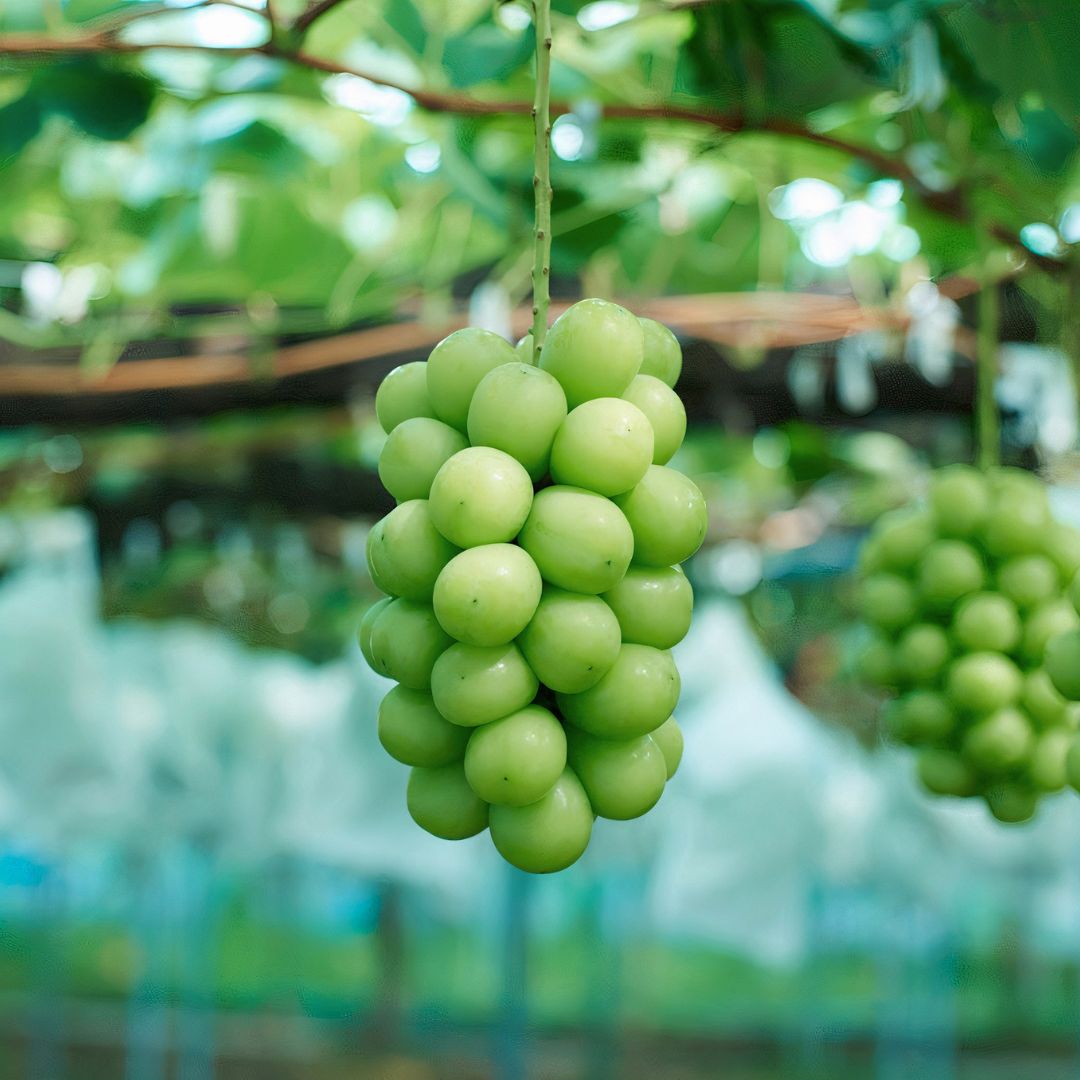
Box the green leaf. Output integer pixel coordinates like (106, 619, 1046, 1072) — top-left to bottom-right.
(439, 136, 509, 228)
(675, 1, 889, 117)
(940, 1, 1080, 118)
(1014, 105, 1077, 177)
(0, 95, 41, 166)
(549, 189, 628, 273)
(385, 0, 428, 55)
(80, 325, 125, 376)
(203, 120, 306, 176)
(32, 58, 156, 141)
(928, 10, 998, 106)
(61, 0, 139, 23)
(443, 18, 536, 89)
(0, 0, 49, 31)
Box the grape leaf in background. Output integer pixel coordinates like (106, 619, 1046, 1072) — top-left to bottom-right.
(0, 96, 42, 166)
(443, 15, 536, 90)
(31, 59, 157, 141)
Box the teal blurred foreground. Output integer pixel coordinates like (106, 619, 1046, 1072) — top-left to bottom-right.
(3, 506, 1080, 1080)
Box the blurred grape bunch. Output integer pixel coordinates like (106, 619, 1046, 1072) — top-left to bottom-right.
(855, 465, 1080, 823)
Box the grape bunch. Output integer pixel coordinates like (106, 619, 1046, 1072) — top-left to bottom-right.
(357, 299, 707, 873)
(856, 464, 1080, 822)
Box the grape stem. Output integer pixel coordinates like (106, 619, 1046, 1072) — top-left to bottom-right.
(531, 0, 553, 363)
(976, 257, 1000, 470)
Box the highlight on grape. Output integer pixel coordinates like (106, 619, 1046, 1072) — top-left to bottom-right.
(854, 464, 1080, 823)
(359, 298, 705, 872)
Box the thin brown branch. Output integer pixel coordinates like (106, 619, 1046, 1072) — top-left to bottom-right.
(0, 29, 1061, 275)
(0, 33, 266, 57)
(291, 0, 352, 37)
(0, 292, 914, 397)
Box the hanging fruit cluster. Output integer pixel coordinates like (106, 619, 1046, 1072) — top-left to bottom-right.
(856, 464, 1080, 822)
(358, 299, 706, 872)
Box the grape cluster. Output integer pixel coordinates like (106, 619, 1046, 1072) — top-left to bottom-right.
(358, 299, 707, 873)
(856, 465, 1080, 822)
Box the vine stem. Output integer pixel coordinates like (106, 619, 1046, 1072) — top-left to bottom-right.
(976, 249, 1001, 470)
(530, 0, 552, 362)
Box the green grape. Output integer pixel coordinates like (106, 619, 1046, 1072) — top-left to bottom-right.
(638, 317, 682, 387)
(357, 596, 393, 673)
(407, 762, 489, 840)
(433, 544, 543, 646)
(984, 477, 1051, 558)
(1022, 668, 1069, 729)
(946, 652, 1022, 713)
(916, 748, 977, 797)
(1066, 736, 1080, 791)
(517, 587, 621, 693)
(857, 573, 918, 633)
(566, 728, 667, 820)
(488, 767, 593, 873)
(549, 398, 654, 496)
(426, 327, 515, 431)
(997, 554, 1059, 610)
(378, 685, 471, 767)
(428, 447, 534, 548)
(558, 643, 680, 739)
(962, 708, 1034, 773)
(378, 417, 469, 502)
(895, 623, 951, 684)
(375, 361, 436, 433)
(1043, 522, 1080, 580)
(858, 533, 885, 576)
(464, 705, 566, 807)
(430, 642, 538, 728)
(614, 465, 708, 567)
(368, 599, 453, 689)
(875, 509, 937, 572)
(365, 500, 458, 600)
(621, 375, 687, 465)
(1071, 570, 1080, 615)
(953, 592, 1021, 654)
(467, 362, 567, 480)
(917, 539, 985, 611)
(602, 565, 693, 650)
(1046, 628, 1080, 700)
(518, 486, 634, 594)
(650, 716, 684, 778)
(989, 465, 1047, 501)
(1022, 599, 1079, 663)
(856, 634, 898, 688)
(983, 783, 1038, 824)
(886, 690, 955, 745)
(539, 298, 644, 408)
(1028, 729, 1071, 792)
(514, 333, 535, 364)
(929, 465, 989, 538)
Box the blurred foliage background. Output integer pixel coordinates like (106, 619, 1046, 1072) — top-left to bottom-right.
(1, 0, 1079, 347)
(6, 1, 1080, 1078)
